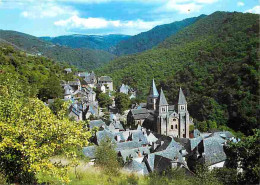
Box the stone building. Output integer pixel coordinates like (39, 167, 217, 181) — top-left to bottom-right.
(127, 79, 191, 138)
(98, 76, 113, 91)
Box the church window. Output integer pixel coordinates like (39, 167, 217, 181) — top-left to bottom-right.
(181, 106, 184, 110)
(175, 125, 178, 129)
(162, 108, 165, 112)
(171, 125, 173, 129)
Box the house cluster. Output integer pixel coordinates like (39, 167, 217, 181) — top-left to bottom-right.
(56, 68, 137, 121)
(83, 114, 238, 175)
(82, 79, 238, 175)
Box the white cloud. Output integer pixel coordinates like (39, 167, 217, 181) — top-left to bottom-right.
(245, 6, 260, 14)
(54, 15, 164, 33)
(20, 3, 78, 18)
(237, 2, 245, 7)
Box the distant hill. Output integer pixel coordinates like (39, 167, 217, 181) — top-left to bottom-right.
(111, 15, 206, 56)
(40, 34, 130, 52)
(0, 30, 116, 70)
(97, 11, 259, 135)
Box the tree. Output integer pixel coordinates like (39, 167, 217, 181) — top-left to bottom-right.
(94, 137, 119, 175)
(225, 129, 260, 184)
(49, 98, 66, 115)
(0, 75, 91, 184)
(197, 121, 208, 132)
(38, 75, 63, 102)
(115, 92, 131, 114)
(97, 93, 112, 108)
(207, 120, 217, 130)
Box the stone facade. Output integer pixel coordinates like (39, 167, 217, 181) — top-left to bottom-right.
(128, 79, 191, 138)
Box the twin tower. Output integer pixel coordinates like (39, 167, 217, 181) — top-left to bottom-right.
(147, 79, 190, 138)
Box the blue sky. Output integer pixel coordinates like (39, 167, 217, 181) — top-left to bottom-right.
(0, 0, 259, 36)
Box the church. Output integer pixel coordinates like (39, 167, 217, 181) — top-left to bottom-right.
(127, 79, 191, 138)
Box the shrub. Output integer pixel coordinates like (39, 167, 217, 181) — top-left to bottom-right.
(94, 137, 120, 175)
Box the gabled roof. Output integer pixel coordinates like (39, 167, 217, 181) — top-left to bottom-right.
(178, 88, 187, 104)
(157, 88, 168, 106)
(98, 76, 112, 82)
(203, 137, 227, 166)
(148, 79, 159, 98)
(89, 120, 106, 129)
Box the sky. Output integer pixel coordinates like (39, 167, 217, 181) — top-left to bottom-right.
(0, 0, 259, 37)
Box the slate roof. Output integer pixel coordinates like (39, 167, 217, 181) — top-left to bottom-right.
(203, 137, 227, 166)
(124, 160, 149, 175)
(190, 136, 203, 151)
(83, 146, 96, 159)
(131, 108, 150, 120)
(98, 76, 112, 82)
(144, 147, 185, 172)
(89, 120, 106, 129)
(96, 129, 115, 144)
(178, 88, 187, 104)
(109, 121, 124, 131)
(148, 79, 159, 98)
(146, 132, 158, 145)
(194, 129, 201, 138)
(116, 141, 143, 151)
(157, 88, 168, 106)
(120, 147, 150, 162)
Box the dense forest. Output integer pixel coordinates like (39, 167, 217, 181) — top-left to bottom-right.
(40, 34, 130, 51)
(0, 43, 75, 100)
(0, 30, 115, 70)
(111, 15, 206, 56)
(97, 11, 259, 135)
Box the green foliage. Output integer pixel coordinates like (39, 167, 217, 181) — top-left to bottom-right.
(192, 164, 222, 185)
(0, 30, 116, 70)
(197, 121, 208, 132)
(115, 92, 131, 114)
(94, 137, 120, 176)
(112, 15, 205, 56)
(97, 12, 259, 135)
(212, 168, 238, 185)
(40, 34, 130, 52)
(0, 74, 91, 184)
(0, 44, 71, 100)
(207, 120, 217, 130)
(49, 98, 66, 115)
(189, 125, 194, 133)
(97, 93, 113, 108)
(38, 74, 63, 101)
(225, 129, 260, 184)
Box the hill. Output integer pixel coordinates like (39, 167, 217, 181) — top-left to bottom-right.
(111, 15, 206, 56)
(0, 30, 116, 70)
(40, 34, 130, 51)
(96, 11, 259, 135)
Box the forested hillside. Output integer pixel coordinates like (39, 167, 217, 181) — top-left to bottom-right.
(0, 43, 74, 100)
(97, 11, 259, 135)
(0, 30, 116, 70)
(40, 34, 130, 51)
(111, 15, 206, 56)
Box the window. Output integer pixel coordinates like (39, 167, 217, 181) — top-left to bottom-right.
(175, 125, 178, 129)
(171, 125, 173, 129)
(162, 108, 165, 112)
(181, 106, 184, 110)
(173, 119, 176, 121)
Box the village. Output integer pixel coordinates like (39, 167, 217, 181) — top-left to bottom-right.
(45, 68, 240, 175)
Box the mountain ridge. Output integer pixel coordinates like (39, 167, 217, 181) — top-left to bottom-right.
(0, 29, 116, 70)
